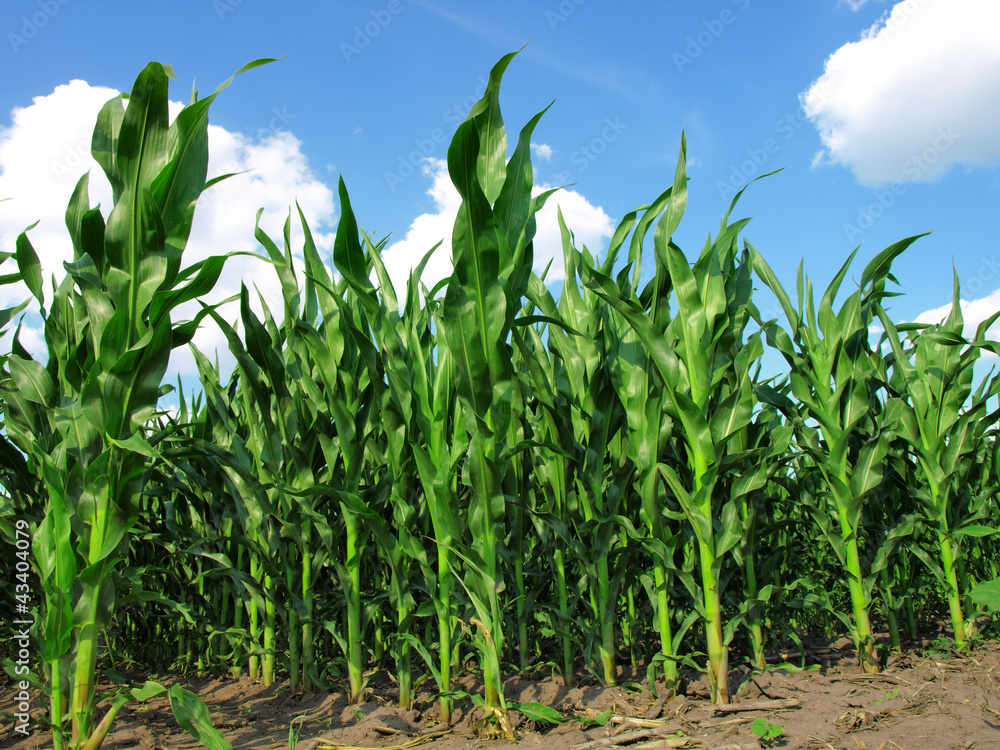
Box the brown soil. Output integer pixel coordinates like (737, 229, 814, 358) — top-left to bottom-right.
(4, 640, 1000, 750)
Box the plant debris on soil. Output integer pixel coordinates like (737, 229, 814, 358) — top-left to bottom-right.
(4, 639, 1000, 750)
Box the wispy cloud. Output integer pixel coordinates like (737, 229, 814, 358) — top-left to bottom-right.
(837, 0, 884, 11)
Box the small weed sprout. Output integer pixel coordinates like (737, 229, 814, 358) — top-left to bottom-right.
(751, 716, 785, 746)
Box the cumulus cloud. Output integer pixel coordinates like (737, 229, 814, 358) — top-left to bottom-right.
(0, 80, 120, 291)
(531, 142, 553, 162)
(0, 78, 335, 379)
(379, 159, 462, 301)
(378, 158, 615, 301)
(914, 290, 1000, 343)
(532, 182, 616, 280)
(1, 80, 617, 387)
(802, 0, 1000, 186)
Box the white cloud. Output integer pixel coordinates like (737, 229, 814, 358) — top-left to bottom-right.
(0, 78, 336, 379)
(802, 0, 1000, 186)
(0, 80, 119, 288)
(378, 157, 615, 301)
(379, 159, 461, 301)
(531, 142, 553, 162)
(914, 290, 1000, 342)
(533, 183, 616, 281)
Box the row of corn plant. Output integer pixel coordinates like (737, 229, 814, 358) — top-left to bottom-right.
(2, 52, 1000, 749)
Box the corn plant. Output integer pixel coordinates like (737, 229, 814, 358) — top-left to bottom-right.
(0, 245, 34, 540)
(435, 50, 550, 729)
(750, 237, 922, 673)
(336, 223, 425, 710)
(511, 278, 581, 686)
(552, 238, 624, 688)
(877, 274, 1000, 647)
(0, 60, 274, 749)
(307, 182, 419, 705)
(404, 298, 465, 724)
(580, 136, 766, 703)
(146, 371, 271, 681)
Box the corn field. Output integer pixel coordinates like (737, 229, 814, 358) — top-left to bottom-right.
(2, 54, 1000, 750)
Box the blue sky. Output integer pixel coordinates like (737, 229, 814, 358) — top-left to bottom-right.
(2, 0, 999, 384)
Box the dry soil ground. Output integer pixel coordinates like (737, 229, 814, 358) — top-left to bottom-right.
(4, 636, 1000, 750)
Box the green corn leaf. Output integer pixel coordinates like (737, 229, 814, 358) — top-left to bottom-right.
(441, 118, 508, 420)
(15, 226, 43, 307)
(849, 437, 887, 500)
(494, 101, 551, 259)
(108, 431, 165, 462)
(511, 702, 565, 725)
(655, 133, 688, 248)
(467, 48, 521, 203)
(212, 57, 281, 95)
(952, 525, 998, 538)
(860, 233, 928, 289)
(332, 177, 377, 306)
(167, 685, 233, 750)
(969, 578, 1000, 612)
(747, 240, 799, 332)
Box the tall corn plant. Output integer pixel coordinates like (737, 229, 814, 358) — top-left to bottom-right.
(204, 288, 299, 690)
(321, 195, 465, 721)
(0, 61, 272, 749)
(342, 212, 466, 713)
(335, 225, 422, 709)
(0, 246, 34, 534)
(528, 214, 628, 688)
(750, 236, 922, 673)
(876, 274, 1000, 647)
(512, 274, 586, 687)
(403, 288, 464, 725)
(581, 136, 764, 703)
(149, 363, 271, 681)
(598, 187, 692, 691)
(436, 50, 549, 726)
(732, 404, 794, 671)
(204, 195, 388, 702)
(305, 184, 426, 706)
